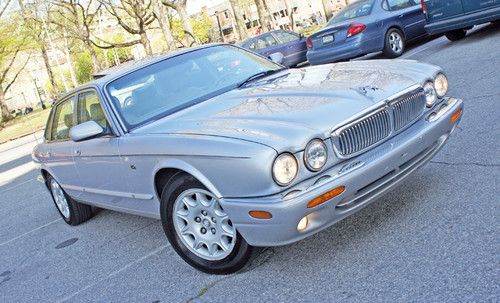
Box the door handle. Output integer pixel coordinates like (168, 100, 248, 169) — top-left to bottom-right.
(74, 149, 81, 156)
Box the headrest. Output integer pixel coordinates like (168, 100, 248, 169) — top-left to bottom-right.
(89, 103, 105, 123)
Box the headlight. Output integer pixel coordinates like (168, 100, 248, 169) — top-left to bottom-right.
(424, 81, 437, 107)
(304, 139, 327, 171)
(434, 73, 448, 98)
(272, 153, 298, 186)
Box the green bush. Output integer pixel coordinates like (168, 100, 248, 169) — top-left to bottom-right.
(75, 52, 94, 84)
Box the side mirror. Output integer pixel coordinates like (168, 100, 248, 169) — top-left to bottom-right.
(70, 120, 105, 142)
(269, 52, 284, 65)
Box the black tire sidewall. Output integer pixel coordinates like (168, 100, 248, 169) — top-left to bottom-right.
(384, 28, 405, 58)
(160, 174, 253, 274)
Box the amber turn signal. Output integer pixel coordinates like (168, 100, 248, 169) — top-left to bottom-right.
(249, 210, 273, 219)
(450, 109, 463, 124)
(307, 186, 345, 208)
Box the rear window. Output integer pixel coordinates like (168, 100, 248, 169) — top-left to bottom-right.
(327, 0, 374, 24)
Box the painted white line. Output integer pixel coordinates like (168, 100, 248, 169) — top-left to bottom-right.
(0, 178, 38, 194)
(0, 162, 35, 187)
(58, 244, 170, 303)
(0, 218, 62, 247)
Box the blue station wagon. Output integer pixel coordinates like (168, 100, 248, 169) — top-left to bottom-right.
(307, 0, 427, 65)
(421, 0, 500, 41)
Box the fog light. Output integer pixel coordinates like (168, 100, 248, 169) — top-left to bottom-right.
(297, 216, 309, 231)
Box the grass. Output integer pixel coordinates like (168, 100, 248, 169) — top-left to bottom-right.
(0, 108, 51, 144)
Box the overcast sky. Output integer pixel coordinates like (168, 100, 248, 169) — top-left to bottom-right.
(186, 0, 226, 15)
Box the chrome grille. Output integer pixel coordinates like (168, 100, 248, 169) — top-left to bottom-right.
(333, 87, 426, 157)
(337, 109, 391, 156)
(392, 88, 426, 131)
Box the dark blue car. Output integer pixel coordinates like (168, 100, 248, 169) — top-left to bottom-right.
(307, 0, 427, 65)
(239, 30, 308, 67)
(422, 0, 500, 41)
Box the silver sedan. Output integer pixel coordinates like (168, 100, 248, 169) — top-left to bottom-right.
(33, 44, 464, 274)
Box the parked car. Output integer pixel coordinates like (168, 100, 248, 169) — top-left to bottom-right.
(307, 0, 427, 65)
(238, 30, 308, 67)
(421, 0, 500, 41)
(33, 44, 464, 274)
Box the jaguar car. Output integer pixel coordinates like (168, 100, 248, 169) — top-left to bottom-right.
(32, 44, 464, 274)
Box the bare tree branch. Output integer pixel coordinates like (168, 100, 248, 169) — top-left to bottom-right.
(90, 35, 141, 49)
(0, 0, 12, 19)
(3, 54, 31, 94)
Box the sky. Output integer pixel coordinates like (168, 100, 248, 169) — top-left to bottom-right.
(186, 0, 226, 15)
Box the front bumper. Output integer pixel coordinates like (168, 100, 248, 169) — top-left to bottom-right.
(220, 97, 464, 246)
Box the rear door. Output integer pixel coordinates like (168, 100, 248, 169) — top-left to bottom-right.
(272, 30, 307, 65)
(44, 95, 81, 198)
(384, 0, 426, 39)
(422, 0, 464, 23)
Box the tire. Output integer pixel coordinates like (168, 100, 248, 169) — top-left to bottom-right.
(383, 28, 405, 58)
(47, 175, 92, 226)
(445, 29, 467, 41)
(160, 173, 253, 274)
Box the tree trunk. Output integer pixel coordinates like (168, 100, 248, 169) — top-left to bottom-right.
(154, 0, 176, 51)
(40, 44, 59, 94)
(322, 0, 333, 21)
(228, 0, 248, 40)
(64, 47, 78, 87)
(0, 88, 13, 122)
(283, 0, 294, 31)
(254, 0, 272, 31)
(85, 41, 100, 72)
(176, 4, 198, 46)
(140, 31, 153, 56)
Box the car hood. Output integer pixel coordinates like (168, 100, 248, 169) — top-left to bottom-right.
(133, 60, 440, 152)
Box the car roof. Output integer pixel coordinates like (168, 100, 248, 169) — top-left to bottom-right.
(55, 43, 227, 103)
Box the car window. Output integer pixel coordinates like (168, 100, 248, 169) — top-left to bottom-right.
(77, 90, 109, 129)
(106, 45, 280, 129)
(328, 0, 374, 24)
(384, 0, 416, 10)
(248, 40, 257, 50)
(274, 31, 300, 43)
(255, 33, 279, 49)
(50, 96, 75, 142)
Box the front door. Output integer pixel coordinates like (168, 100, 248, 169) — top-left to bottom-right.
(71, 89, 133, 208)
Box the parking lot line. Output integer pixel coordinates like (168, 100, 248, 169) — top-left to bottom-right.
(0, 217, 62, 247)
(57, 244, 171, 303)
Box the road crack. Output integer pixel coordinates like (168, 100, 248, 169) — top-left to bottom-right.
(430, 160, 500, 168)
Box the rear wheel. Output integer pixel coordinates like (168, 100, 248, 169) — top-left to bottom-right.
(383, 28, 405, 58)
(47, 175, 92, 225)
(160, 173, 253, 274)
(445, 29, 467, 41)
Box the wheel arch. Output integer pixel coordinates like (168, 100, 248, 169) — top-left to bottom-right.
(153, 159, 222, 202)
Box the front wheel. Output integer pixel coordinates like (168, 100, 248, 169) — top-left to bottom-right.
(445, 29, 467, 41)
(383, 28, 405, 58)
(160, 174, 253, 274)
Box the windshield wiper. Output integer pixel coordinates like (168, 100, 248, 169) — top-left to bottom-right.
(237, 68, 287, 88)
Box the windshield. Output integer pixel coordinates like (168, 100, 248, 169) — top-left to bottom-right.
(106, 45, 280, 129)
(327, 0, 374, 25)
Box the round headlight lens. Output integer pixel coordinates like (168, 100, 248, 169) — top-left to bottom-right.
(272, 153, 298, 186)
(304, 139, 327, 171)
(424, 81, 437, 107)
(434, 73, 448, 98)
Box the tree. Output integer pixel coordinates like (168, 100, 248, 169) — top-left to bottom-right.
(0, 16, 30, 122)
(17, 0, 61, 94)
(228, 0, 248, 40)
(99, 0, 156, 56)
(162, 0, 198, 46)
(50, 0, 103, 71)
(254, 0, 272, 32)
(152, 0, 175, 51)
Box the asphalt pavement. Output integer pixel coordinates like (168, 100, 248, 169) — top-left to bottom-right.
(0, 23, 499, 302)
